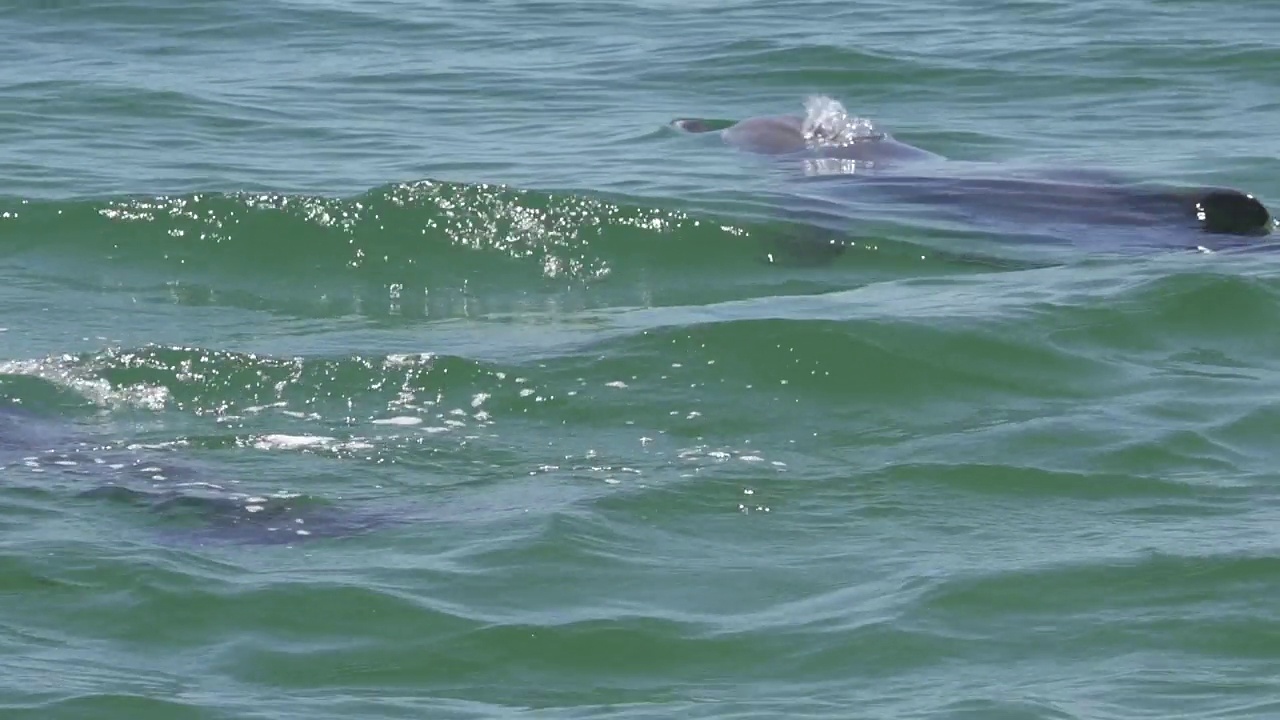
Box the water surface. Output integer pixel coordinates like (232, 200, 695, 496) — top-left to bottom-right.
(3, 1, 1280, 718)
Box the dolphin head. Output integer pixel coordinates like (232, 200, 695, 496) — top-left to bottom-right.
(721, 114, 811, 155)
(721, 97, 884, 155)
(679, 97, 940, 168)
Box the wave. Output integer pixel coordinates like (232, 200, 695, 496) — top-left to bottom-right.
(0, 177, 1006, 326)
(1, 176, 986, 275)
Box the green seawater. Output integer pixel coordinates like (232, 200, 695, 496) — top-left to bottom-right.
(3, 1, 1280, 718)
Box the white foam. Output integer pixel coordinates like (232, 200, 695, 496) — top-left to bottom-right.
(801, 95, 881, 147)
(385, 353, 435, 367)
(0, 357, 170, 410)
(250, 434, 374, 453)
(253, 434, 333, 450)
(372, 416, 422, 426)
(175, 481, 227, 491)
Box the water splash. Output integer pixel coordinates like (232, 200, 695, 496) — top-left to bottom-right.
(801, 95, 882, 148)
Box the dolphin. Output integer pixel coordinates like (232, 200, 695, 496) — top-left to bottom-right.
(673, 97, 1273, 253)
(0, 404, 389, 545)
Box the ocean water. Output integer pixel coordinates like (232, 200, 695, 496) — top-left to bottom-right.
(3, 1, 1280, 718)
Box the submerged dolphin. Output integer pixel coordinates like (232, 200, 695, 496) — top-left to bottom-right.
(0, 405, 387, 545)
(673, 97, 1273, 252)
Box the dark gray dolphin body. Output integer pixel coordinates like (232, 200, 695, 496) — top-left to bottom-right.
(0, 405, 389, 545)
(673, 108, 1273, 251)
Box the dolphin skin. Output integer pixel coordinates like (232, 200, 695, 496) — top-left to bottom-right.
(673, 97, 1273, 250)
